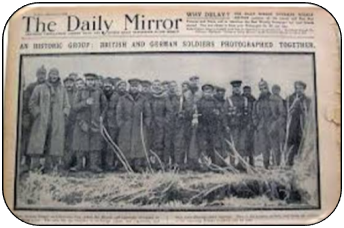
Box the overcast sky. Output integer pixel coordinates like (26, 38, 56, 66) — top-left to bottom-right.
(22, 53, 315, 98)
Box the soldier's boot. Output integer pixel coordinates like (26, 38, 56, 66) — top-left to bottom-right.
(29, 156, 42, 172)
(89, 151, 103, 173)
(263, 150, 271, 169)
(248, 154, 255, 167)
(70, 151, 84, 172)
(105, 149, 116, 171)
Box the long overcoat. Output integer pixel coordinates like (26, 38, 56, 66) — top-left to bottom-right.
(72, 87, 107, 152)
(27, 82, 70, 156)
(116, 93, 151, 160)
(252, 93, 286, 156)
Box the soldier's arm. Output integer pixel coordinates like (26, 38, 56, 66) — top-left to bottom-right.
(62, 88, 71, 117)
(73, 92, 88, 111)
(143, 99, 152, 127)
(100, 92, 108, 117)
(116, 98, 125, 128)
(28, 86, 41, 118)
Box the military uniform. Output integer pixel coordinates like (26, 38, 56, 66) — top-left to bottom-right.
(286, 81, 311, 166)
(223, 81, 249, 169)
(195, 84, 221, 168)
(72, 73, 107, 172)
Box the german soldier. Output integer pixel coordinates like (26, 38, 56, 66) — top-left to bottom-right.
(27, 68, 70, 172)
(21, 65, 47, 170)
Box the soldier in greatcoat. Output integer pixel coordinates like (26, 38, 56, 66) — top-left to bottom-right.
(103, 79, 127, 171)
(252, 80, 286, 169)
(63, 76, 77, 169)
(286, 81, 311, 166)
(242, 85, 257, 166)
(165, 81, 192, 170)
(116, 79, 152, 172)
(213, 87, 227, 166)
(21, 65, 47, 170)
(71, 73, 107, 172)
(223, 80, 250, 170)
(27, 68, 70, 172)
(149, 80, 172, 166)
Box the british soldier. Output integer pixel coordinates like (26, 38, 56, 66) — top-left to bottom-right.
(27, 68, 70, 172)
(223, 80, 250, 170)
(195, 84, 221, 170)
(71, 73, 107, 173)
(116, 79, 151, 172)
(286, 81, 311, 166)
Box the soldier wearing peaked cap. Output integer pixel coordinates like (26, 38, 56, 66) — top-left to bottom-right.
(223, 80, 252, 170)
(21, 65, 48, 171)
(116, 78, 152, 172)
(191, 83, 221, 170)
(71, 73, 107, 173)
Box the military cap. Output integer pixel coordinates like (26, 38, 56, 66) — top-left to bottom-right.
(63, 77, 75, 83)
(243, 85, 251, 90)
(161, 81, 169, 85)
(182, 81, 190, 86)
(201, 84, 214, 91)
(294, 81, 307, 89)
(272, 84, 281, 91)
(103, 77, 113, 84)
(128, 78, 141, 86)
(189, 75, 200, 81)
(258, 78, 268, 88)
(215, 86, 226, 92)
(69, 72, 78, 78)
(111, 77, 121, 85)
(141, 80, 152, 86)
(84, 73, 98, 79)
(230, 80, 242, 87)
(36, 65, 47, 75)
(49, 67, 59, 76)
(76, 78, 84, 83)
(116, 79, 127, 87)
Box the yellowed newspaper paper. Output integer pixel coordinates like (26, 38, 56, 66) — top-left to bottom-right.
(3, 4, 341, 225)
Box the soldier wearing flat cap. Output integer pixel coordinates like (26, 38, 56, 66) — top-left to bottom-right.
(224, 80, 251, 170)
(21, 65, 48, 170)
(190, 83, 221, 170)
(285, 80, 311, 166)
(71, 73, 107, 173)
(116, 78, 152, 172)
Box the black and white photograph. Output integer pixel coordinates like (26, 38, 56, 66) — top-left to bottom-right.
(15, 52, 319, 211)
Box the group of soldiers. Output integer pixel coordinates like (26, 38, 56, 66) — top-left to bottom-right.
(20, 65, 311, 173)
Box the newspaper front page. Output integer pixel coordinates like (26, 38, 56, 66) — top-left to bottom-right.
(3, 4, 341, 225)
